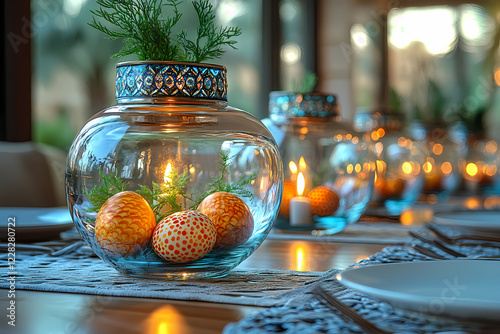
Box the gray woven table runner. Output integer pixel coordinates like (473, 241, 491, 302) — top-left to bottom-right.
(0, 250, 324, 307)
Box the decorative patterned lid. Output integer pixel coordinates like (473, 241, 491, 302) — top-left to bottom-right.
(116, 61, 227, 102)
(268, 91, 339, 123)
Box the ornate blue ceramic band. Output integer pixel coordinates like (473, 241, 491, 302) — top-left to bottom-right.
(116, 61, 227, 102)
(269, 91, 339, 121)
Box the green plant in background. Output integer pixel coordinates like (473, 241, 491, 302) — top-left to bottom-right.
(388, 87, 405, 113)
(33, 110, 78, 151)
(90, 0, 241, 62)
(292, 71, 318, 94)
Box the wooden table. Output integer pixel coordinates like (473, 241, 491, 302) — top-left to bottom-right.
(0, 238, 386, 334)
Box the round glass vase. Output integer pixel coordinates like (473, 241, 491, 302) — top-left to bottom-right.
(265, 92, 374, 234)
(410, 121, 467, 202)
(65, 61, 284, 279)
(355, 112, 427, 215)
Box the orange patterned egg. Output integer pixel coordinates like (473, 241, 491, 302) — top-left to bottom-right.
(198, 192, 254, 250)
(279, 179, 297, 217)
(95, 191, 156, 257)
(308, 186, 339, 217)
(152, 210, 216, 263)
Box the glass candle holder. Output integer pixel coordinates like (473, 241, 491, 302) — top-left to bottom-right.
(264, 92, 374, 234)
(463, 134, 500, 194)
(355, 111, 427, 215)
(410, 121, 467, 202)
(65, 61, 283, 279)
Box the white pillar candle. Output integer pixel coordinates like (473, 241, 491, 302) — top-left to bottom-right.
(289, 172, 312, 226)
(289, 196, 312, 226)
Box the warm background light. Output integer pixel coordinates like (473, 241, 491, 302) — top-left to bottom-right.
(464, 196, 482, 210)
(485, 140, 498, 153)
(432, 143, 443, 155)
(401, 161, 413, 174)
(466, 162, 478, 177)
(440, 162, 452, 175)
(423, 161, 433, 173)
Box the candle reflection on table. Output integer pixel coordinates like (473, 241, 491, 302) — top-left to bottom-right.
(145, 305, 188, 334)
(289, 241, 311, 271)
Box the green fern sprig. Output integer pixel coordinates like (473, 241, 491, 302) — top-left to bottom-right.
(136, 169, 192, 222)
(85, 169, 128, 212)
(177, 1, 241, 62)
(190, 151, 256, 210)
(90, 0, 241, 62)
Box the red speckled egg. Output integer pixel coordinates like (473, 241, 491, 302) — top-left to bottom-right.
(308, 186, 339, 217)
(152, 210, 217, 263)
(198, 192, 254, 250)
(95, 191, 156, 257)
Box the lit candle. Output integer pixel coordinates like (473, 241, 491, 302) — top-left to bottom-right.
(159, 162, 188, 212)
(289, 172, 312, 226)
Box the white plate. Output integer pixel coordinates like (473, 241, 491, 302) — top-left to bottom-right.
(433, 211, 500, 233)
(339, 260, 500, 322)
(0, 207, 74, 242)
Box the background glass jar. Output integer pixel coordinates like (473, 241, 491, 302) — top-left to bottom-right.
(263, 92, 374, 234)
(355, 111, 427, 215)
(65, 62, 283, 279)
(410, 121, 467, 202)
(463, 134, 500, 195)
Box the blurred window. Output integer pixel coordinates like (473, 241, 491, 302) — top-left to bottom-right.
(388, 4, 497, 129)
(31, 0, 265, 150)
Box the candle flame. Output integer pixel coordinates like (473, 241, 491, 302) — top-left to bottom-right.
(289, 161, 298, 174)
(297, 172, 305, 196)
(164, 163, 172, 184)
(299, 156, 307, 170)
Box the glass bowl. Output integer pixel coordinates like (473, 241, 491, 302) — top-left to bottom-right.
(66, 61, 283, 279)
